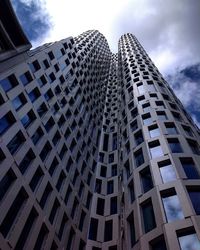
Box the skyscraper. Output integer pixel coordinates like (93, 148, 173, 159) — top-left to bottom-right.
(0, 1, 200, 250)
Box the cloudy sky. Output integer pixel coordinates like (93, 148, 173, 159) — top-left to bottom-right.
(12, 0, 200, 126)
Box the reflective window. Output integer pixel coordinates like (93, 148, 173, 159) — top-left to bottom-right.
(111, 164, 117, 176)
(20, 71, 33, 86)
(0, 112, 16, 135)
(157, 111, 167, 121)
(182, 125, 194, 137)
(149, 125, 160, 138)
(28, 88, 40, 102)
(180, 158, 199, 179)
(38, 75, 47, 87)
(168, 138, 183, 153)
(12, 93, 26, 111)
(141, 199, 156, 233)
(107, 180, 114, 194)
(134, 149, 144, 167)
(21, 110, 36, 128)
(149, 141, 163, 159)
(158, 160, 177, 183)
(142, 102, 151, 112)
(172, 111, 182, 122)
(178, 231, 200, 250)
(18, 149, 35, 174)
(165, 123, 178, 134)
(131, 108, 138, 119)
(130, 120, 138, 132)
(134, 130, 144, 145)
(147, 81, 156, 92)
(140, 167, 153, 193)
(187, 139, 200, 155)
(162, 192, 184, 222)
(137, 83, 145, 94)
(0, 74, 18, 92)
(29, 60, 41, 73)
(142, 113, 152, 126)
(187, 188, 200, 215)
(155, 101, 165, 109)
(31, 127, 44, 145)
(7, 131, 25, 154)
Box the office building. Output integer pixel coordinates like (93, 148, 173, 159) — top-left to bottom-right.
(0, 1, 200, 249)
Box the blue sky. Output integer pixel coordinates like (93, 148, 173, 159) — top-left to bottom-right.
(12, 0, 200, 126)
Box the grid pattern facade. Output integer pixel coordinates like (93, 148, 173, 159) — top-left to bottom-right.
(1, 15, 200, 250)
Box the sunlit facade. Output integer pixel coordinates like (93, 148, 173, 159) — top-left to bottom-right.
(0, 1, 200, 249)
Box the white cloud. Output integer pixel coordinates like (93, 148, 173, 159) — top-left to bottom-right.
(12, 0, 200, 77)
(11, 0, 200, 127)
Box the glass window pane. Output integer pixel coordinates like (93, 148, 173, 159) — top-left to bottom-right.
(157, 112, 167, 121)
(180, 158, 199, 179)
(159, 162, 177, 183)
(138, 84, 145, 94)
(143, 116, 152, 126)
(165, 123, 178, 134)
(141, 168, 153, 193)
(150, 236, 167, 250)
(134, 149, 144, 167)
(149, 126, 160, 138)
(168, 139, 183, 153)
(142, 200, 156, 233)
(178, 233, 200, 250)
(162, 194, 184, 222)
(188, 190, 200, 215)
(150, 145, 163, 158)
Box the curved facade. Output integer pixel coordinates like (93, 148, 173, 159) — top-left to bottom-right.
(0, 4, 200, 250)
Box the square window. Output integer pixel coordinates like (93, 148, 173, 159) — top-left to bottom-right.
(12, 93, 27, 111)
(177, 230, 200, 250)
(142, 103, 151, 112)
(187, 187, 200, 215)
(141, 199, 156, 233)
(134, 149, 144, 167)
(180, 158, 199, 179)
(140, 167, 153, 193)
(20, 71, 33, 86)
(168, 138, 183, 153)
(134, 130, 144, 145)
(7, 131, 25, 154)
(142, 113, 152, 126)
(187, 139, 200, 155)
(0, 74, 19, 92)
(182, 125, 193, 137)
(157, 111, 167, 121)
(149, 125, 160, 138)
(162, 191, 184, 222)
(0, 112, 16, 135)
(165, 122, 178, 134)
(150, 235, 167, 250)
(149, 141, 163, 159)
(21, 110, 36, 128)
(158, 160, 177, 183)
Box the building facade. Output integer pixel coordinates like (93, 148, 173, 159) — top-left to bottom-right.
(0, 2, 200, 250)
